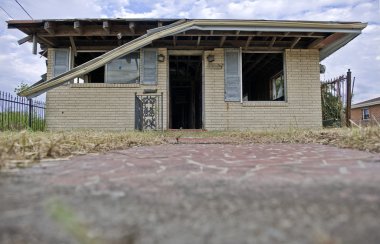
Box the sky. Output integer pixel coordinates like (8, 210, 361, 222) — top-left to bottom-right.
(0, 0, 379, 103)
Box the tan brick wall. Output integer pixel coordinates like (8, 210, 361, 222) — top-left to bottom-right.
(203, 48, 322, 130)
(46, 47, 321, 130)
(46, 48, 168, 130)
(352, 104, 380, 126)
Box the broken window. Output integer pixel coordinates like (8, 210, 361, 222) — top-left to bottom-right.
(106, 52, 140, 84)
(75, 52, 105, 83)
(242, 52, 285, 101)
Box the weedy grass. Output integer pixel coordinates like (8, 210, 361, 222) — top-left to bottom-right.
(1, 127, 379, 170)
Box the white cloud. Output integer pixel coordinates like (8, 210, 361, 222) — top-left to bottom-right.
(0, 0, 379, 103)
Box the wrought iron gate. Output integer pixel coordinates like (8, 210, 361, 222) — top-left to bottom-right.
(135, 92, 163, 131)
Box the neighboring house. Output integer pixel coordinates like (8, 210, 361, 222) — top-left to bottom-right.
(8, 19, 366, 130)
(351, 97, 380, 126)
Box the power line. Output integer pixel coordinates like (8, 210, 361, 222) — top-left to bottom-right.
(0, 6, 14, 19)
(14, 0, 33, 19)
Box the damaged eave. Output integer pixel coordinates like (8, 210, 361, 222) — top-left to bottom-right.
(16, 19, 367, 98)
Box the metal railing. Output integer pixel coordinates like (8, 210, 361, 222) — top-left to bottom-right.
(135, 92, 163, 131)
(0, 91, 46, 131)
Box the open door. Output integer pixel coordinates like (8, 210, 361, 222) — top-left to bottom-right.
(169, 55, 202, 129)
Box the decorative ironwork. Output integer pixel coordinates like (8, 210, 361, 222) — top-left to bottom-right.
(135, 93, 163, 131)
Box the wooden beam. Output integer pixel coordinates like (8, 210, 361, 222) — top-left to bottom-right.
(245, 36, 253, 50)
(219, 36, 226, 47)
(74, 21, 82, 34)
(18, 35, 32, 45)
(290, 37, 301, 49)
(173, 36, 177, 46)
(36, 35, 55, 47)
(129, 22, 135, 34)
(269, 37, 276, 48)
(308, 33, 345, 49)
(69, 36, 77, 56)
(235, 30, 240, 40)
(158, 21, 163, 27)
(197, 36, 201, 47)
(32, 34, 37, 55)
(103, 21, 110, 34)
(44, 21, 55, 35)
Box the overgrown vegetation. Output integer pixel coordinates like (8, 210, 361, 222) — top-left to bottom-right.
(1, 127, 379, 170)
(0, 112, 45, 131)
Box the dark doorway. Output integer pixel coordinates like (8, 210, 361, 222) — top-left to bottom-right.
(169, 55, 202, 129)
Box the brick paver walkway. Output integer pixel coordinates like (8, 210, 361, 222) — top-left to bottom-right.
(1, 143, 380, 244)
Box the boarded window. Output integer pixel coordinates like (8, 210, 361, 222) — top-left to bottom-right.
(142, 49, 157, 85)
(106, 52, 140, 84)
(53, 49, 70, 77)
(224, 49, 241, 102)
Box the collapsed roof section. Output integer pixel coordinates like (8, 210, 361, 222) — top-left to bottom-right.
(7, 19, 367, 98)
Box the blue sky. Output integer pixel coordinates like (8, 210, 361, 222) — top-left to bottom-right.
(0, 0, 379, 103)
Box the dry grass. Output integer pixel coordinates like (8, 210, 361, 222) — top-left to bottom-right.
(1, 127, 379, 170)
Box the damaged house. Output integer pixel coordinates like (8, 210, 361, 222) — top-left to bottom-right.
(8, 19, 366, 130)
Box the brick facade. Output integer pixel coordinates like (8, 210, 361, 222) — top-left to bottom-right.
(46, 48, 322, 130)
(351, 104, 380, 126)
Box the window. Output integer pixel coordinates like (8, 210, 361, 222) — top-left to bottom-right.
(242, 52, 284, 101)
(53, 49, 70, 77)
(106, 52, 140, 84)
(362, 108, 370, 120)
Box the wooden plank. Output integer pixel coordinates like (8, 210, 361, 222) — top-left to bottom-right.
(17, 35, 32, 45)
(197, 36, 201, 47)
(36, 35, 54, 47)
(308, 33, 345, 49)
(245, 36, 253, 50)
(290, 37, 301, 49)
(129, 21, 135, 34)
(44, 21, 55, 35)
(269, 36, 276, 48)
(69, 36, 77, 56)
(32, 34, 37, 55)
(103, 21, 110, 34)
(74, 21, 81, 34)
(173, 35, 177, 46)
(219, 36, 226, 47)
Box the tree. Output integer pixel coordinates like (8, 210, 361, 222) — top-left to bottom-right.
(14, 82, 29, 94)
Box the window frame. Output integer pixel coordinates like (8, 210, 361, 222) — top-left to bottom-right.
(53, 48, 71, 78)
(362, 108, 370, 120)
(104, 52, 140, 84)
(240, 50, 287, 103)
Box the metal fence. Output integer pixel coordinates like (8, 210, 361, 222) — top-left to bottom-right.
(0, 91, 46, 131)
(135, 93, 163, 131)
(320, 69, 354, 127)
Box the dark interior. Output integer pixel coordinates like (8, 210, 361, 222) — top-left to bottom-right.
(75, 52, 104, 83)
(169, 55, 202, 129)
(242, 53, 284, 101)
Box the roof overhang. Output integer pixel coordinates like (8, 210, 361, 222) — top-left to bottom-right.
(8, 19, 366, 98)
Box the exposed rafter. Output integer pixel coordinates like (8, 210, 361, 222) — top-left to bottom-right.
(290, 37, 301, 49)
(245, 36, 253, 50)
(269, 37, 276, 48)
(197, 36, 201, 47)
(69, 36, 77, 56)
(17, 35, 32, 45)
(73, 21, 82, 34)
(103, 21, 110, 34)
(219, 36, 226, 47)
(44, 21, 55, 35)
(129, 21, 135, 34)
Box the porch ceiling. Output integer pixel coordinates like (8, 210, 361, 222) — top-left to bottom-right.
(8, 19, 366, 55)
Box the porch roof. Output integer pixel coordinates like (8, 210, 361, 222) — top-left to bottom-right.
(8, 19, 366, 98)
